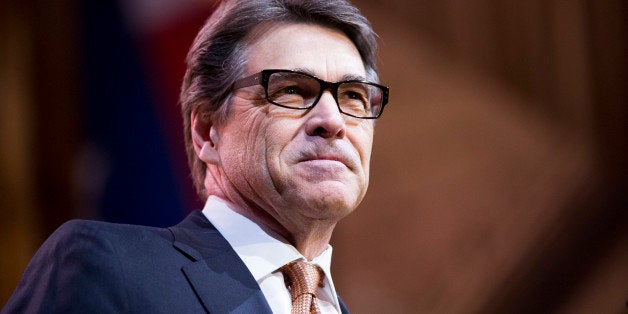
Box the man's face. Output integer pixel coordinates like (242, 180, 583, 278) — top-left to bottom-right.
(215, 23, 374, 230)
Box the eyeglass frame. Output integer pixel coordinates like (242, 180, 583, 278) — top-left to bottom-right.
(232, 69, 389, 119)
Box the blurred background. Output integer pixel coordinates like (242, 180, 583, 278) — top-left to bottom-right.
(1, 0, 626, 313)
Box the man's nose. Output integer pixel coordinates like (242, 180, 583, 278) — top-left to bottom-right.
(304, 91, 346, 138)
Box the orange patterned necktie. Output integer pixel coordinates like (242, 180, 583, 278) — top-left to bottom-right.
(281, 260, 325, 314)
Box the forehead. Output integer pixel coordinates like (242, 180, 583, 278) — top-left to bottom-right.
(245, 23, 366, 81)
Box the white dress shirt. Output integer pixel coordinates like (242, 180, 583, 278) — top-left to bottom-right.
(202, 196, 341, 314)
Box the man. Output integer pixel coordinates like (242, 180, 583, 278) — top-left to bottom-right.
(3, 0, 388, 313)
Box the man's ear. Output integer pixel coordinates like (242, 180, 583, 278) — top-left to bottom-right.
(191, 109, 221, 165)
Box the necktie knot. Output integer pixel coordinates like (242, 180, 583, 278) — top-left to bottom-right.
(281, 260, 325, 313)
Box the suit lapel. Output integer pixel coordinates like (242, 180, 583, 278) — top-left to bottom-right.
(169, 211, 273, 314)
(338, 295, 350, 314)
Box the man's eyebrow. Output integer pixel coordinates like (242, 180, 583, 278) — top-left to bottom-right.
(293, 67, 367, 82)
(340, 73, 367, 81)
(293, 67, 317, 77)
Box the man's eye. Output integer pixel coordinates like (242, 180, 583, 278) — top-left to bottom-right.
(341, 90, 367, 102)
(269, 84, 302, 96)
(282, 86, 299, 94)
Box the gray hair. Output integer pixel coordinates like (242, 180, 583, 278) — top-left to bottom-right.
(180, 0, 380, 199)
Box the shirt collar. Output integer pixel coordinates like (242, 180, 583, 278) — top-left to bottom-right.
(201, 196, 334, 282)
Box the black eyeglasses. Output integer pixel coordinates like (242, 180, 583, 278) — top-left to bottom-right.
(232, 69, 389, 119)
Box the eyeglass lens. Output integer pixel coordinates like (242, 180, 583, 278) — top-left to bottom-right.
(266, 71, 383, 118)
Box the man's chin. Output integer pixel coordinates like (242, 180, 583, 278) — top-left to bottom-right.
(288, 183, 361, 217)
(293, 160, 354, 182)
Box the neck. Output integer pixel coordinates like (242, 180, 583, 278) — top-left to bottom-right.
(207, 195, 337, 260)
(289, 221, 336, 260)
(204, 172, 340, 260)
(231, 195, 337, 260)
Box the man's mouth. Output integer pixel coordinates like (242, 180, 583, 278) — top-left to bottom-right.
(298, 152, 354, 170)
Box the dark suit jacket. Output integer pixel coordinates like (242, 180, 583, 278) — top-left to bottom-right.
(3, 211, 349, 313)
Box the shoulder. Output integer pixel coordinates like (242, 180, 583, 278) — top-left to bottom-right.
(49, 219, 170, 249)
(33, 219, 171, 271)
(3, 220, 175, 313)
(39, 219, 177, 270)
(54, 218, 162, 237)
(22, 218, 177, 288)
